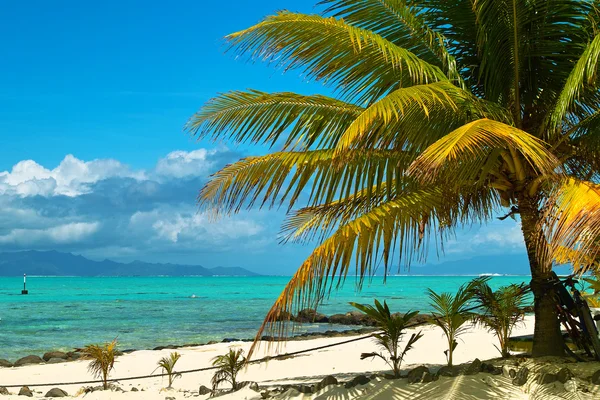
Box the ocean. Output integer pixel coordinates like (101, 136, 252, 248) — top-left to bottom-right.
(0, 275, 529, 361)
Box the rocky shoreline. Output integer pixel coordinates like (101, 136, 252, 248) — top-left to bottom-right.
(1, 308, 427, 367)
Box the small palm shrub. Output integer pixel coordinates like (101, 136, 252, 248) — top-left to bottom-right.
(427, 281, 476, 367)
(471, 279, 529, 358)
(211, 348, 246, 392)
(80, 339, 118, 390)
(157, 352, 182, 388)
(350, 300, 423, 378)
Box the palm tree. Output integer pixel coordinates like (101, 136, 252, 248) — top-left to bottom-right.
(156, 352, 182, 388)
(188, 0, 600, 357)
(350, 300, 422, 377)
(211, 348, 246, 392)
(471, 279, 529, 358)
(426, 282, 476, 366)
(80, 339, 117, 390)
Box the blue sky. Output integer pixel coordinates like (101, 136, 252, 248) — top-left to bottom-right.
(0, 0, 529, 274)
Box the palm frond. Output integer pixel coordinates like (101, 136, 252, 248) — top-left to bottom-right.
(226, 11, 447, 103)
(248, 187, 447, 357)
(547, 32, 600, 136)
(540, 178, 600, 272)
(199, 149, 413, 214)
(408, 119, 560, 184)
(334, 82, 464, 151)
(318, 0, 465, 86)
(186, 90, 363, 150)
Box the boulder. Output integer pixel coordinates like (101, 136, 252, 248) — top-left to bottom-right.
(344, 375, 371, 388)
(538, 373, 558, 385)
(436, 365, 459, 377)
(0, 387, 9, 395)
(592, 369, 600, 385)
(480, 362, 496, 374)
(198, 385, 212, 395)
(0, 360, 12, 368)
(131, 387, 139, 392)
(66, 351, 80, 360)
(512, 367, 529, 386)
(42, 351, 68, 362)
(18, 386, 33, 397)
(14, 355, 43, 367)
(557, 367, 574, 384)
(464, 358, 482, 375)
(44, 388, 68, 397)
(407, 366, 432, 384)
(47, 358, 65, 364)
(315, 375, 338, 391)
(273, 311, 294, 321)
(295, 309, 328, 323)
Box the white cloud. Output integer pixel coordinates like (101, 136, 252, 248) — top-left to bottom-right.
(0, 148, 233, 198)
(472, 222, 524, 248)
(129, 207, 263, 246)
(0, 155, 143, 197)
(0, 222, 100, 245)
(154, 148, 222, 179)
(444, 221, 525, 255)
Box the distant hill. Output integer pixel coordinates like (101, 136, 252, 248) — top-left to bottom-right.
(394, 254, 572, 276)
(0, 250, 259, 277)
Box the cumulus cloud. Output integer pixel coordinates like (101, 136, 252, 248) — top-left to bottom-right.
(0, 148, 279, 265)
(154, 149, 224, 179)
(129, 206, 264, 247)
(444, 221, 525, 255)
(0, 155, 143, 197)
(0, 222, 100, 245)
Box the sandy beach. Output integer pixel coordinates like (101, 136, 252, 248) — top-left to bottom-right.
(1, 316, 599, 399)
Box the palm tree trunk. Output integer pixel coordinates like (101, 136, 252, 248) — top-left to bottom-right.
(519, 199, 565, 357)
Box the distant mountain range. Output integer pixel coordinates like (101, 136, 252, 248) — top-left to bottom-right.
(0, 250, 259, 277)
(394, 254, 571, 276)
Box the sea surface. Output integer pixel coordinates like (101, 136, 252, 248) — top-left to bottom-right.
(0, 275, 530, 361)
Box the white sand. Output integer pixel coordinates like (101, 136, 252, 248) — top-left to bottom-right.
(1, 316, 599, 399)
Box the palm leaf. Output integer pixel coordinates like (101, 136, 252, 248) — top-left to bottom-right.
(199, 149, 414, 214)
(318, 0, 465, 86)
(408, 119, 560, 184)
(226, 11, 447, 103)
(186, 90, 363, 150)
(248, 187, 447, 356)
(540, 178, 600, 271)
(547, 32, 600, 135)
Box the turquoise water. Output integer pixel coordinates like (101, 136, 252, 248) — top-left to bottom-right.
(0, 275, 529, 361)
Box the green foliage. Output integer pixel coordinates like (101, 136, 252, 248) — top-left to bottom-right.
(583, 271, 600, 308)
(211, 348, 247, 392)
(350, 300, 422, 377)
(80, 339, 117, 390)
(427, 281, 477, 366)
(156, 352, 182, 388)
(189, 0, 600, 357)
(471, 278, 529, 358)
